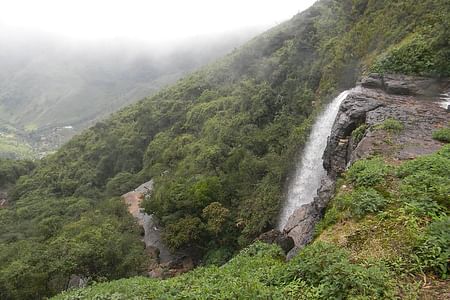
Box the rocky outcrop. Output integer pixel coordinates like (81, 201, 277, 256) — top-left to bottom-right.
(324, 74, 450, 176)
(360, 73, 442, 96)
(282, 176, 334, 256)
(284, 74, 449, 257)
(256, 229, 295, 254)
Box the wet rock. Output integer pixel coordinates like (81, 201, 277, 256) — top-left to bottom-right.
(283, 177, 335, 257)
(257, 229, 295, 254)
(146, 246, 160, 260)
(323, 91, 383, 177)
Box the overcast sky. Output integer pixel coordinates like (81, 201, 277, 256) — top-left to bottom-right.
(0, 0, 317, 43)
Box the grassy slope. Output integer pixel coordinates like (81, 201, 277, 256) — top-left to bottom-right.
(1, 0, 449, 299)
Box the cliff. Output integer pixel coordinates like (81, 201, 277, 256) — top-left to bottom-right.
(284, 74, 450, 255)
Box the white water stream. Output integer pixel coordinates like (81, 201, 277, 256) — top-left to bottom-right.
(278, 90, 350, 230)
(439, 91, 450, 110)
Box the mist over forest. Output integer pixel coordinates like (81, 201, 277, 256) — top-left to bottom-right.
(0, 25, 264, 158)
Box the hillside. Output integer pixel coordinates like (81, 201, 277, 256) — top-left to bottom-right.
(54, 75, 450, 299)
(1, 0, 449, 299)
(0, 29, 260, 158)
(54, 142, 450, 299)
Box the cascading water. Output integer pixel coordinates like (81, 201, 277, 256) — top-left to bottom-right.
(278, 90, 350, 230)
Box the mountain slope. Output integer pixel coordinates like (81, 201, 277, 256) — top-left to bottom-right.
(1, 0, 449, 298)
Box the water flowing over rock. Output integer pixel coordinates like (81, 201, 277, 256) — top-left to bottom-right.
(277, 90, 350, 231)
(279, 73, 449, 257)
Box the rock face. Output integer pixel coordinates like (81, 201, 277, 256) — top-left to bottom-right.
(256, 229, 295, 254)
(282, 177, 335, 258)
(324, 74, 450, 177)
(284, 73, 450, 256)
(360, 73, 442, 96)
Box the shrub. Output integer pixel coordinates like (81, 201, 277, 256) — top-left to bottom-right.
(351, 124, 368, 144)
(350, 187, 388, 218)
(415, 217, 450, 278)
(203, 247, 233, 266)
(438, 144, 450, 159)
(105, 172, 137, 196)
(347, 156, 389, 187)
(281, 279, 323, 299)
(400, 171, 450, 209)
(432, 127, 450, 143)
(286, 242, 394, 299)
(397, 153, 450, 178)
(162, 216, 203, 249)
(375, 118, 404, 133)
(371, 34, 437, 75)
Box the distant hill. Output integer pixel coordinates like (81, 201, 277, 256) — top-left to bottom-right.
(0, 28, 262, 157)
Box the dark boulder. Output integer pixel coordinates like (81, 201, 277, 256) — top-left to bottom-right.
(256, 229, 295, 254)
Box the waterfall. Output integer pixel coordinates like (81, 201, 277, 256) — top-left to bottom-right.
(278, 90, 350, 230)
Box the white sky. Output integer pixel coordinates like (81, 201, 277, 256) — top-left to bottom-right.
(0, 0, 316, 42)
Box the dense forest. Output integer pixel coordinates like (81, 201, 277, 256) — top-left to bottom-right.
(0, 0, 449, 298)
(55, 144, 450, 299)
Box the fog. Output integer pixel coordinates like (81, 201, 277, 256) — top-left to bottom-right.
(0, 0, 316, 43)
(0, 0, 316, 156)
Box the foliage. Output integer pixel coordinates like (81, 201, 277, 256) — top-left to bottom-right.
(346, 156, 389, 187)
(348, 187, 388, 218)
(54, 241, 395, 300)
(371, 34, 439, 75)
(375, 118, 404, 133)
(351, 123, 368, 144)
(432, 127, 450, 142)
(397, 151, 450, 178)
(202, 202, 230, 236)
(0, 159, 35, 188)
(317, 144, 450, 287)
(286, 242, 394, 299)
(415, 217, 450, 278)
(105, 172, 139, 196)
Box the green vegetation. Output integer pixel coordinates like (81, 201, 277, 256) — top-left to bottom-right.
(55, 145, 450, 299)
(317, 145, 450, 281)
(1, 0, 450, 298)
(351, 123, 368, 144)
(346, 156, 390, 187)
(371, 33, 450, 76)
(54, 241, 394, 300)
(0, 159, 35, 188)
(375, 118, 405, 133)
(0, 134, 35, 160)
(432, 127, 450, 142)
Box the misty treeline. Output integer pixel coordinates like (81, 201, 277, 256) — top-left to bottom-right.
(0, 0, 449, 298)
